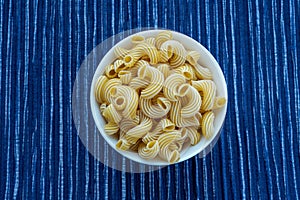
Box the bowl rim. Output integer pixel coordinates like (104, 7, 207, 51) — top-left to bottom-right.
(90, 29, 228, 166)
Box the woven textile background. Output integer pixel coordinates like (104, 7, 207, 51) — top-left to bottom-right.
(1, 0, 299, 199)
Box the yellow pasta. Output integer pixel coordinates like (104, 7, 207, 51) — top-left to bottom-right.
(104, 122, 119, 135)
(201, 111, 215, 139)
(173, 63, 196, 80)
(185, 126, 201, 145)
(105, 64, 117, 78)
(161, 40, 186, 68)
(138, 140, 160, 159)
(186, 51, 201, 66)
(138, 65, 164, 99)
(95, 31, 226, 163)
(114, 46, 130, 58)
(95, 76, 108, 103)
(193, 63, 213, 80)
(131, 35, 145, 44)
(155, 30, 173, 49)
(191, 80, 216, 112)
(163, 73, 186, 101)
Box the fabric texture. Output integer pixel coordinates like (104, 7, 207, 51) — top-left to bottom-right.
(0, 0, 299, 199)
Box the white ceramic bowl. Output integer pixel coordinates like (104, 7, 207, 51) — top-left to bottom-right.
(90, 30, 228, 165)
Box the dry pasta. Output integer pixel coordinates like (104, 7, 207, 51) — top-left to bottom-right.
(95, 30, 226, 163)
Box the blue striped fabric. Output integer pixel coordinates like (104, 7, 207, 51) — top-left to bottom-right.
(1, 0, 299, 199)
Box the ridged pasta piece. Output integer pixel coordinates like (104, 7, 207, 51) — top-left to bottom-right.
(163, 73, 186, 101)
(129, 77, 150, 90)
(212, 96, 227, 109)
(129, 139, 143, 151)
(140, 96, 171, 118)
(170, 101, 200, 127)
(113, 59, 127, 73)
(111, 96, 126, 111)
(104, 122, 119, 135)
(95, 75, 108, 103)
(145, 37, 156, 46)
(138, 140, 160, 159)
(155, 30, 173, 48)
(114, 46, 130, 58)
(105, 64, 118, 78)
(201, 111, 215, 139)
(191, 80, 216, 112)
(99, 103, 107, 113)
(193, 63, 213, 80)
(159, 45, 173, 62)
(161, 40, 186, 68)
(186, 51, 201, 66)
(142, 118, 175, 143)
(158, 131, 181, 163)
(157, 64, 171, 79)
(111, 85, 139, 119)
(125, 115, 153, 144)
(178, 85, 202, 118)
(116, 138, 131, 151)
(185, 126, 201, 145)
(102, 104, 122, 124)
(173, 63, 196, 80)
(119, 118, 138, 133)
(138, 65, 164, 99)
(131, 35, 145, 44)
(118, 70, 132, 85)
(102, 78, 122, 103)
(135, 42, 160, 65)
(123, 51, 142, 68)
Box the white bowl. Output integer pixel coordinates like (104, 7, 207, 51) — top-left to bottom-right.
(90, 30, 228, 165)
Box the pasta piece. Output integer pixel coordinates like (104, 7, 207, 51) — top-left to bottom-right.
(95, 75, 108, 103)
(138, 140, 160, 159)
(212, 96, 227, 109)
(129, 77, 150, 90)
(105, 64, 118, 78)
(155, 30, 173, 48)
(161, 40, 186, 68)
(114, 46, 130, 58)
(104, 122, 119, 135)
(140, 96, 171, 118)
(118, 70, 132, 85)
(135, 42, 160, 65)
(114, 59, 127, 73)
(130, 139, 143, 151)
(99, 103, 107, 113)
(173, 63, 196, 80)
(116, 138, 131, 151)
(111, 85, 139, 119)
(158, 131, 181, 163)
(201, 111, 215, 139)
(112, 96, 126, 111)
(191, 80, 216, 112)
(159, 45, 173, 62)
(186, 51, 201, 66)
(142, 118, 175, 143)
(145, 37, 156, 46)
(163, 73, 186, 101)
(102, 104, 122, 124)
(170, 101, 200, 127)
(179, 85, 202, 118)
(138, 65, 164, 99)
(125, 115, 153, 144)
(102, 78, 122, 103)
(131, 35, 145, 44)
(119, 118, 138, 133)
(185, 126, 201, 145)
(193, 63, 213, 80)
(157, 64, 171, 79)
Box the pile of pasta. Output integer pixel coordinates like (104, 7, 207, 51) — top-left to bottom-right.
(95, 31, 226, 163)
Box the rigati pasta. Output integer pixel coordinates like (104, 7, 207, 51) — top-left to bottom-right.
(94, 31, 226, 163)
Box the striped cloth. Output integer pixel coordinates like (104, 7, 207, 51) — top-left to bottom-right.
(0, 0, 299, 199)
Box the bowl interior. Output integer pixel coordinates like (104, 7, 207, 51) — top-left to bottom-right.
(90, 30, 228, 165)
